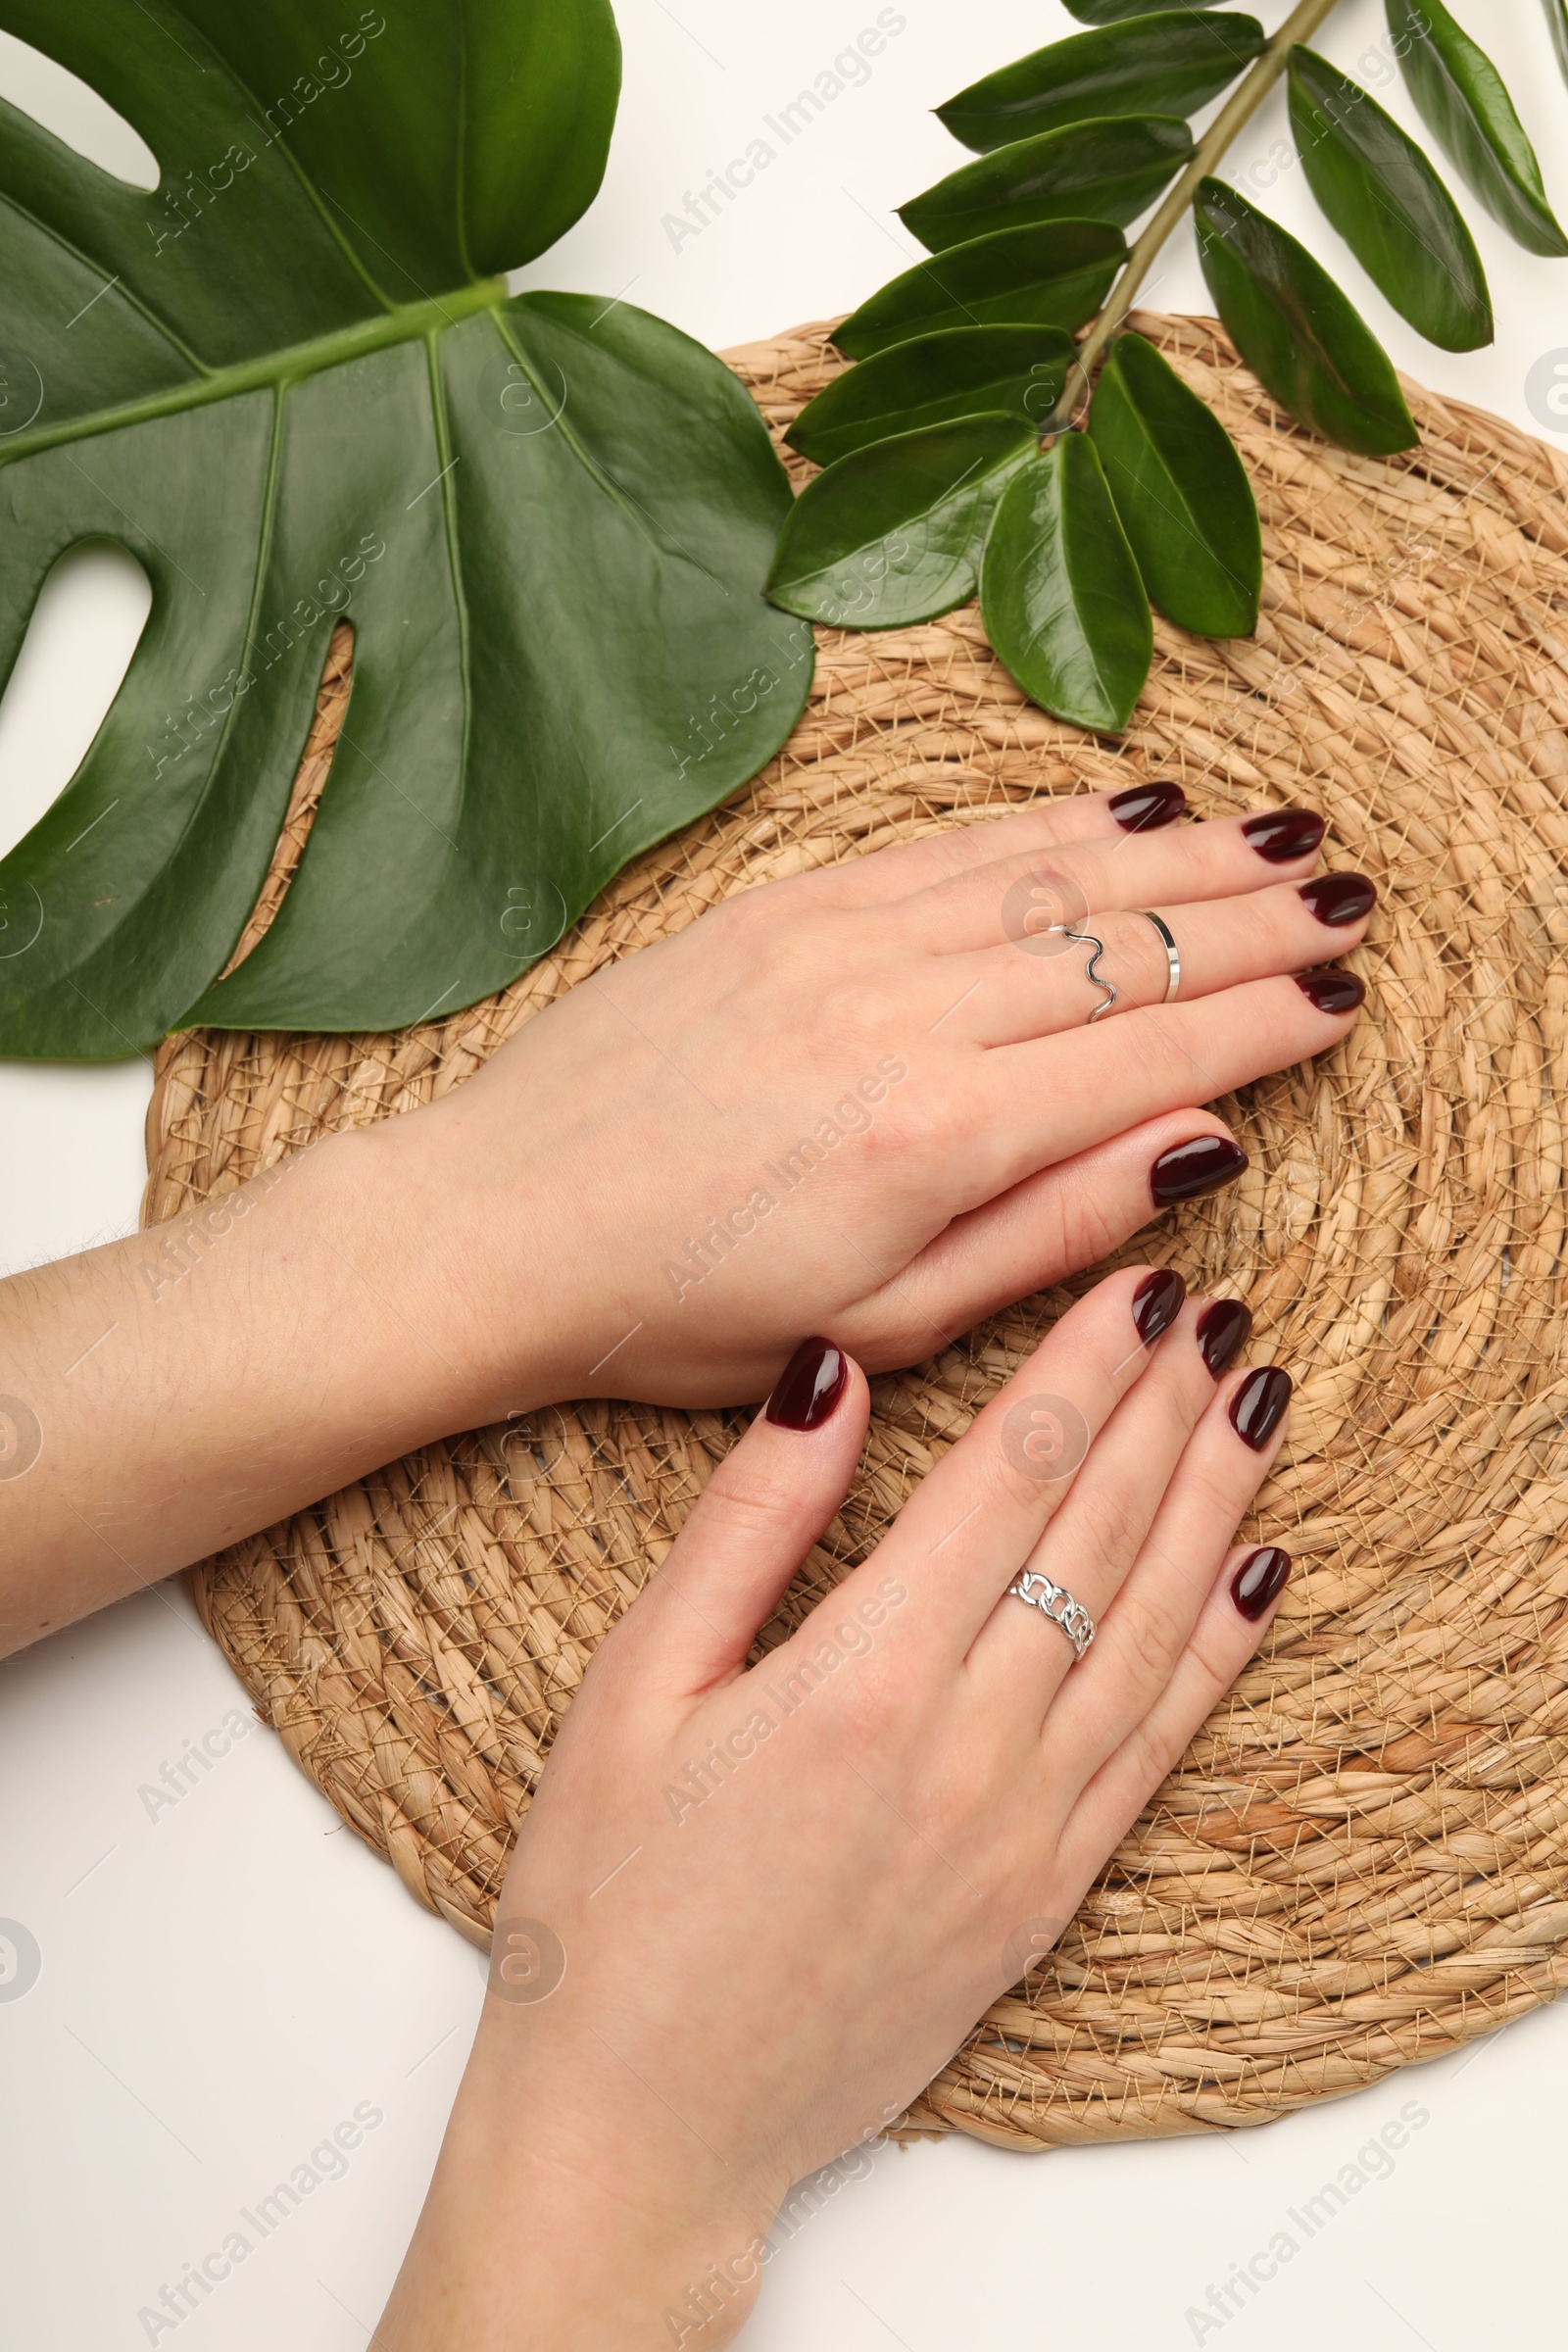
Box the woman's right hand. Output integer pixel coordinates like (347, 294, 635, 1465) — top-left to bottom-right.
(398, 783, 1371, 1414)
(380, 1265, 1295, 2348)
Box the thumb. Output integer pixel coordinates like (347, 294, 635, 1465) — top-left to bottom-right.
(840, 1109, 1247, 1369)
(612, 1338, 869, 1703)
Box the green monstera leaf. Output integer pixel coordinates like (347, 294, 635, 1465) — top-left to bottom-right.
(0, 0, 812, 1055)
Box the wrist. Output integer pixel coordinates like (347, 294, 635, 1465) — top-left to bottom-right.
(352, 1092, 588, 1424)
(382, 2018, 774, 2350)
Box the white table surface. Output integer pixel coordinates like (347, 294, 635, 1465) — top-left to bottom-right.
(3, 4, 1566, 2345)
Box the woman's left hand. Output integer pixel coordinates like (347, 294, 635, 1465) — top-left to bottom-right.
(391, 784, 1368, 1413)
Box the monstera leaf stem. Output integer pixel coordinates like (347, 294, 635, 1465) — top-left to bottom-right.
(0, 279, 508, 465)
(1052, 0, 1343, 426)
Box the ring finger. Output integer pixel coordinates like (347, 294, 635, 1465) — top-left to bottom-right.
(926, 873, 1375, 1047)
(965, 1292, 1253, 1713)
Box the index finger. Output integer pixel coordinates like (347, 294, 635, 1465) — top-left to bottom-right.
(883, 806, 1326, 956)
(796, 780, 1187, 909)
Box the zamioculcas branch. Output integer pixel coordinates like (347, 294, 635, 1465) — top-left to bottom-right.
(767, 0, 1567, 733)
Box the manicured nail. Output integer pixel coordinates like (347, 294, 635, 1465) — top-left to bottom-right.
(1242, 808, 1325, 863)
(1197, 1298, 1251, 1380)
(1298, 872, 1376, 927)
(1231, 1545, 1291, 1621)
(1229, 1364, 1292, 1450)
(766, 1338, 848, 1430)
(1110, 779, 1186, 833)
(1132, 1267, 1185, 1346)
(1150, 1133, 1249, 1208)
(1293, 967, 1365, 1014)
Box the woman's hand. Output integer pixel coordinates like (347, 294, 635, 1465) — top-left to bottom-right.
(399, 784, 1369, 1410)
(0, 783, 1360, 1647)
(381, 1266, 1295, 2348)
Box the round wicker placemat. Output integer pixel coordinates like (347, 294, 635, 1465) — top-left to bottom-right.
(144, 313, 1568, 2151)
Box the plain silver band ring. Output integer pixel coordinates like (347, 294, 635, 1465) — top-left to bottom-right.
(1139, 909, 1181, 1004)
(1007, 1569, 1096, 1662)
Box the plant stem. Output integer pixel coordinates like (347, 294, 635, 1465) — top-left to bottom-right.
(0, 276, 510, 468)
(1050, 0, 1345, 429)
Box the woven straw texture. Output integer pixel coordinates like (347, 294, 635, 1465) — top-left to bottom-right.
(143, 314, 1568, 2151)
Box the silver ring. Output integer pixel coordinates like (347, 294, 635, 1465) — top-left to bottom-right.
(1007, 1568, 1096, 1661)
(1062, 926, 1116, 1022)
(1139, 909, 1180, 1004)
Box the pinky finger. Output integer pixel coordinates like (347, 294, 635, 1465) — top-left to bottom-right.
(1053, 1542, 1291, 1878)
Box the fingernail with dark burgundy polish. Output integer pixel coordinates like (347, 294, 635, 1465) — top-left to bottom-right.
(1110, 779, 1186, 833)
(1231, 1545, 1291, 1621)
(1150, 1133, 1249, 1208)
(1242, 808, 1325, 863)
(1197, 1298, 1251, 1380)
(1298, 872, 1376, 928)
(766, 1338, 848, 1430)
(1132, 1268, 1185, 1346)
(1293, 967, 1365, 1014)
(1229, 1364, 1292, 1450)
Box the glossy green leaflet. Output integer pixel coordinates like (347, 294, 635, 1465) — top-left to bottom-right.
(766, 0, 1564, 739)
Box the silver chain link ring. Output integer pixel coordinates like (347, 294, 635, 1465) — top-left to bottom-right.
(1007, 1568, 1096, 1662)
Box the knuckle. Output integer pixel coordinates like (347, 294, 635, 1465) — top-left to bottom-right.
(719, 906, 837, 1003)
(1178, 1450, 1250, 1531)
(917, 822, 1002, 881)
(1147, 1376, 1210, 1456)
(858, 1075, 951, 1171)
(710, 882, 783, 952)
(831, 1642, 904, 1736)
(1113, 1006, 1191, 1090)
(697, 1457, 801, 1542)
(817, 978, 906, 1054)
(1239, 890, 1286, 955)
(853, 1294, 940, 1369)
(1103, 910, 1169, 1006)
(1049, 1171, 1130, 1271)
(1213, 889, 1289, 979)
(1111, 1586, 1190, 1688)
(1186, 1624, 1245, 1694)
(995, 1458, 1054, 1514)
(1067, 1488, 1139, 1580)
(1114, 1716, 1184, 1804)
(1043, 840, 1099, 894)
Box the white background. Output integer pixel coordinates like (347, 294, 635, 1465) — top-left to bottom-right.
(2, 3, 1566, 2345)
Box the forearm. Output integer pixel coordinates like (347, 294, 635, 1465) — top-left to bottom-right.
(0, 1117, 526, 1656)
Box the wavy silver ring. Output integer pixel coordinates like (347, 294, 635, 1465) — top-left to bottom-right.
(1008, 1568, 1096, 1662)
(1139, 909, 1181, 1004)
(1062, 925, 1116, 1022)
